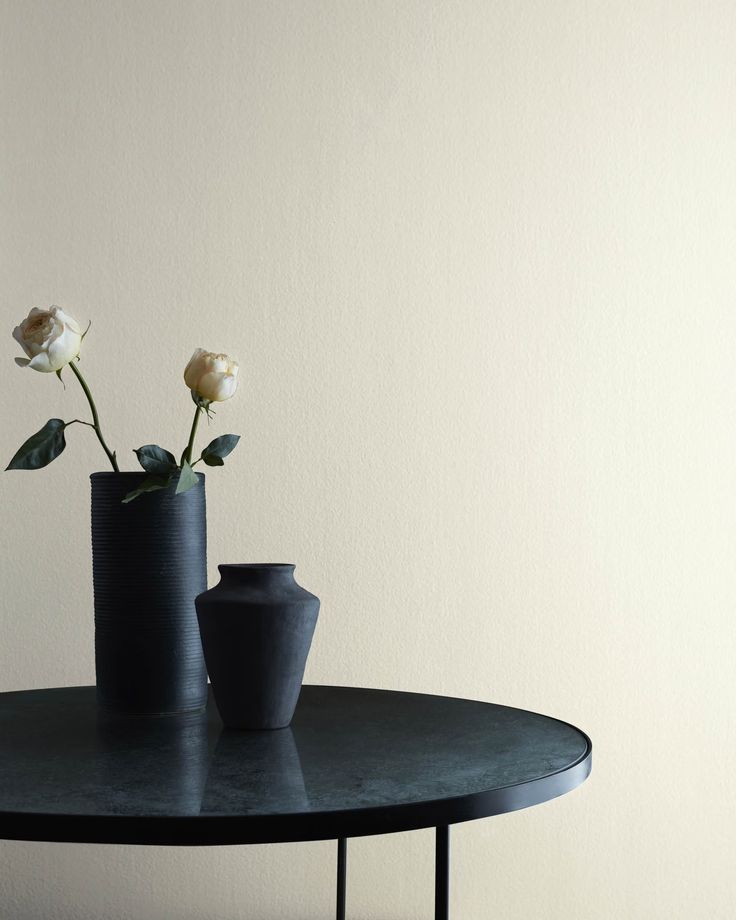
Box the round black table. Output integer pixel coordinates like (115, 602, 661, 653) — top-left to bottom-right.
(0, 685, 591, 919)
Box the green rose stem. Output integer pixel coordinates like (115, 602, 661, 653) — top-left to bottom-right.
(68, 360, 119, 472)
(181, 405, 202, 467)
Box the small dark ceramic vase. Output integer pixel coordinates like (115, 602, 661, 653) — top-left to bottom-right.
(90, 472, 209, 716)
(195, 564, 320, 730)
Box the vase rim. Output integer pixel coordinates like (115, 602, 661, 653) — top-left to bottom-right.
(218, 563, 295, 570)
(90, 471, 205, 478)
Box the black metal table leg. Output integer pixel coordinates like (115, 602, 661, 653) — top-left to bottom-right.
(336, 837, 347, 920)
(435, 825, 450, 920)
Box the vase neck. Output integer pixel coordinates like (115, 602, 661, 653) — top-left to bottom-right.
(217, 564, 296, 589)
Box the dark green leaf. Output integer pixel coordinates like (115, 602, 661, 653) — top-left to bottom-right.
(122, 475, 171, 504)
(201, 434, 240, 467)
(134, 444, 178, 476)
(175, 459, 199, 495)
(6, 419, 66, 470)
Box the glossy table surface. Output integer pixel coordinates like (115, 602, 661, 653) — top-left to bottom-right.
(0, 685, 591, 845)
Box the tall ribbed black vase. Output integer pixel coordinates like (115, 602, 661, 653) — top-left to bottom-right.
(90, 472, 209, 716)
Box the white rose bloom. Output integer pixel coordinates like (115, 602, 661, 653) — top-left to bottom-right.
(13, 306, 83, 373)
(184, 348, 239, 402)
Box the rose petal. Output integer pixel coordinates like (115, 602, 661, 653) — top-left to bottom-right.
(210, 356, 229, 373)
(217, 374, 238, 400)
(12, 325, 33, 358)
(46, 325, 81, 370)
(28, 351, 54, 372)
(50, 306, 82, 335)
(184, 348, 206, 388)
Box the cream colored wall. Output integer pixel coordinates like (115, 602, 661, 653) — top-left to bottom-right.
(1, 1, 734, 917)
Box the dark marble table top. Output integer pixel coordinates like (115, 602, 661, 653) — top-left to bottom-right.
(0, 685, 591, 845)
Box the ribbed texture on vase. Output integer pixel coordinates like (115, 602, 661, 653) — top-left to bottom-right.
(90, 473, 208, 715)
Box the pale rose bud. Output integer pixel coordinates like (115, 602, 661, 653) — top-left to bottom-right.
(13, 306, 83, 373)
(184, 348, 239, 402)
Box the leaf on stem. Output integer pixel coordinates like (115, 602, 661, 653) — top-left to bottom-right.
(6, 419, 67, 470)
(200, 434, 240, 467)
(134, 444, 178, 476)
(175, 459, 199, 495)
(122, 475, 170, 504)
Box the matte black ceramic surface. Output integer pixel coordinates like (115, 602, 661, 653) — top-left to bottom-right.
(196, 564, 320, 729)
(90, 472, 208, 716)
(0, 685, 591, 845)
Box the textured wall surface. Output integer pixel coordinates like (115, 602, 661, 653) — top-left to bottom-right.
(1, 1, 735, 917)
